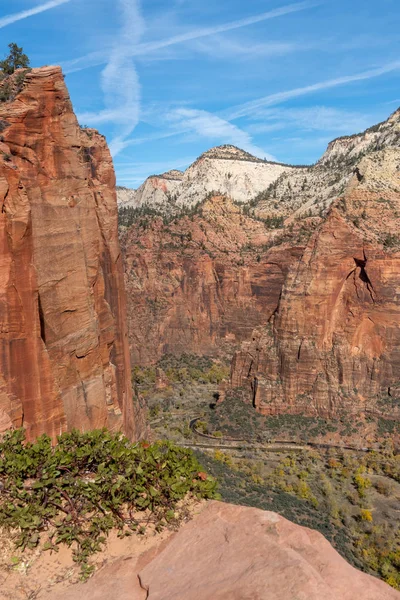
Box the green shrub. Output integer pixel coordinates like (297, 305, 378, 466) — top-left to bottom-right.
(0, 429, 217, 578)
(0, 83, 11, 102)
(382, 234, 400, 249)
(0, 43, 30, 77)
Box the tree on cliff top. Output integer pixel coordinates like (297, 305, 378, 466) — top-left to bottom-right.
(0, 43, 30, 77)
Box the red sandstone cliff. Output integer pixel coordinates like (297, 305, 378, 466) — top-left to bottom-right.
(121, 196, 306, 365)
(231, 147, 400, 420)
(0, 67, 141, 440)
(121, 132, 400, 425)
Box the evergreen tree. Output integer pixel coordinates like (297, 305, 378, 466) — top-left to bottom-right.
(0, 43, 30, 77)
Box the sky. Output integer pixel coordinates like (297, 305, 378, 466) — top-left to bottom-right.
(1, 0, 399, 188)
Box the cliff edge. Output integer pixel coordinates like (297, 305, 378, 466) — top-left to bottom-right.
(0, 66, 141, 440)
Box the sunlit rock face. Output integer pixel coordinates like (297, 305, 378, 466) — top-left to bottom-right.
(0, 66, 142, 440)
(117, 145, 295, 213)
(232, 145, 400, 421)
(121, 195, 304, 365)
(45, 502, 400, 600)
(121, 108, 400, 426)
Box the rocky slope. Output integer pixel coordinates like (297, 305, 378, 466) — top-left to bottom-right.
(0, 67, 142, 440)
(253, 107, 400, 219)
(42, 502, 399, 600)
(117, 170, 184, 212)
(117, 145, 295, 213)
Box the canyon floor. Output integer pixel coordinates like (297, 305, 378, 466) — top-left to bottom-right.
(131, 357, 400, 590)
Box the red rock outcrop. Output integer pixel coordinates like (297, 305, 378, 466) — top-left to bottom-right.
(232, 147, 400, 420)
(0, 67, 140, 440)
(45, 502, 400, 600)
(121, 196, 305, 365)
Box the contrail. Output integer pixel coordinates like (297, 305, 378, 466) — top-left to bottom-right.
(63, 0, 320, 73)
(132, 1, 320, 55)
(225, 60, 400, 120)
(0, 0, 71, 29)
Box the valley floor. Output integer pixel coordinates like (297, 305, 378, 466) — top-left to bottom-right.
(137, 357, 400, 591)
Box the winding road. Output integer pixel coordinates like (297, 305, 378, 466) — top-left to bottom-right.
(188, 417, 372, 453)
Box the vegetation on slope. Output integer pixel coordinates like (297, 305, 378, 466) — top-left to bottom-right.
(0, 43, 31, 103)
(138, 373, 400, 591)
(133, 354, 230, 397)
(0, 428, 217, 579)
(0, 43, 29, 77)
(197, 444, 400, 590)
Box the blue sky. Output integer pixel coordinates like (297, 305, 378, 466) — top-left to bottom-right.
(1, 0, 399, 187)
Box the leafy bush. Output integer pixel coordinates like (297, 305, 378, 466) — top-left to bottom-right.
(0, 429, 217, 578)
(360, 508, 373, 522)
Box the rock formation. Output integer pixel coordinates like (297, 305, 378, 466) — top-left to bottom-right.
(121, 195, 305, 365)
(254, 107, 400, 219)
(0, 67, 141, 440)
(232, 145, 400, 420)
(44, 502, 400, 600)
(117, 169, 184, 212)
(121, 108, 400, 424)
(117, 144, 295, 213)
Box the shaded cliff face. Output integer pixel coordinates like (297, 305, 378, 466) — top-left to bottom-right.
(0, 67, 140, 440)
(232, 147, 400, 420)
(121, 196, 307, 365)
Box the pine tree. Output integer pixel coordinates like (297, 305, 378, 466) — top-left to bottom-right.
(0, 43, 30, 77)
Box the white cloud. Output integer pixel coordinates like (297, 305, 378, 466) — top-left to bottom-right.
(166, 108, 274, 159)
(225, 60, 400, 119)
(131, 1, 318, 56)
(63, 1, 318, 74)
(0, 0, 71, 29)
(77, 0, 144, 157)
(191, 37, 297, 60)
(247, 106, 374, 135)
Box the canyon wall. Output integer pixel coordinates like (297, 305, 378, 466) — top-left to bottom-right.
(232, 147, 400, 419)
(121, 109, 400, 422)
(121, 196, 305, 365)
(0, 67, 141, 440)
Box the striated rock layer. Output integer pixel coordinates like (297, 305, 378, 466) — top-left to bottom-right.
(232, 146, 400, 420)
(46, 502, 400, 600)
(0, 67, 140, 440)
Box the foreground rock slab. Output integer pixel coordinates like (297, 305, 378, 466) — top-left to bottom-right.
(47, 502, 400, 600)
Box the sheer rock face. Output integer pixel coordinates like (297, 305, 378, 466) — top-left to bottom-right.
(232, 147, 400, 419)
(121, 196, 304, 365)
(0, 67, 139, 440)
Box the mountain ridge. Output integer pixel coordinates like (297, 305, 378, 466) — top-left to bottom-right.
(118, 108, 400, 218)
